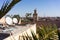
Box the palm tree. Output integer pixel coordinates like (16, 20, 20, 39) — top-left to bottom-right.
(25, 13, 32, 18)
(21, 24, 59, 40)
(0, 0, 21, 19)
(58, 29, 60, 40)
(25, 13, 32, 22)
(34, 24, 59, 40)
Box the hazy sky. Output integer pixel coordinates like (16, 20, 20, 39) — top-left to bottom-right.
(0, 0, 60, 17)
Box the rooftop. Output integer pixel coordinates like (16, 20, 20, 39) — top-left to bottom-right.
(0, 24, 34, 40)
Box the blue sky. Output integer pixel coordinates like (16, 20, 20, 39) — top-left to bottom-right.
(0, 0, 60, 17)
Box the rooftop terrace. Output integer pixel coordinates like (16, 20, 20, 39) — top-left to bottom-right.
(0, 24, 36, 40)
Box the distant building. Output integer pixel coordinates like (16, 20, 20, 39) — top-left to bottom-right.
(0, 17, 6, 24)
(0, 17, 6, 27)
(33, 9, 38, 23)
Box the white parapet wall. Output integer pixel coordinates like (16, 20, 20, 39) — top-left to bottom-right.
(4, 24, 36, 40)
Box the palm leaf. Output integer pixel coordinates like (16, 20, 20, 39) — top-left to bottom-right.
(31, 31, 38, 40)
(0, 0, 21, 18)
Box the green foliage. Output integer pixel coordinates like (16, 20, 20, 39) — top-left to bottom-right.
(12, 14, 20, 20)
(24, 13, 32, 22)
(58, 30, 60, 40)
(25, 13, 32, 18)
(36, 24, 59, 40)
(12, 14, 20, 23)
(20, 24, 59, 40)
(31, 31, 38, 40)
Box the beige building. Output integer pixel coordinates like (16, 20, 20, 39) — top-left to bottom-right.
(0, 17, 6, 24)
(3, 24, 36, 40)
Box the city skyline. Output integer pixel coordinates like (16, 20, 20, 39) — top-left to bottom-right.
(0, 0, 60, 17)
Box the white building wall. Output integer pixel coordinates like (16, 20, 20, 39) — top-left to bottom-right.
(4, 24, 36, 40)
(0, 17, 6, 24)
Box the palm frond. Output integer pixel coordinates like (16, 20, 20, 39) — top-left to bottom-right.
(31, 31, 38, 40)
(0, 0, 21, 18)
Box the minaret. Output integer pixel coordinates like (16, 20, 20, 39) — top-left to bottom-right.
(33, 9, 37, 23)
